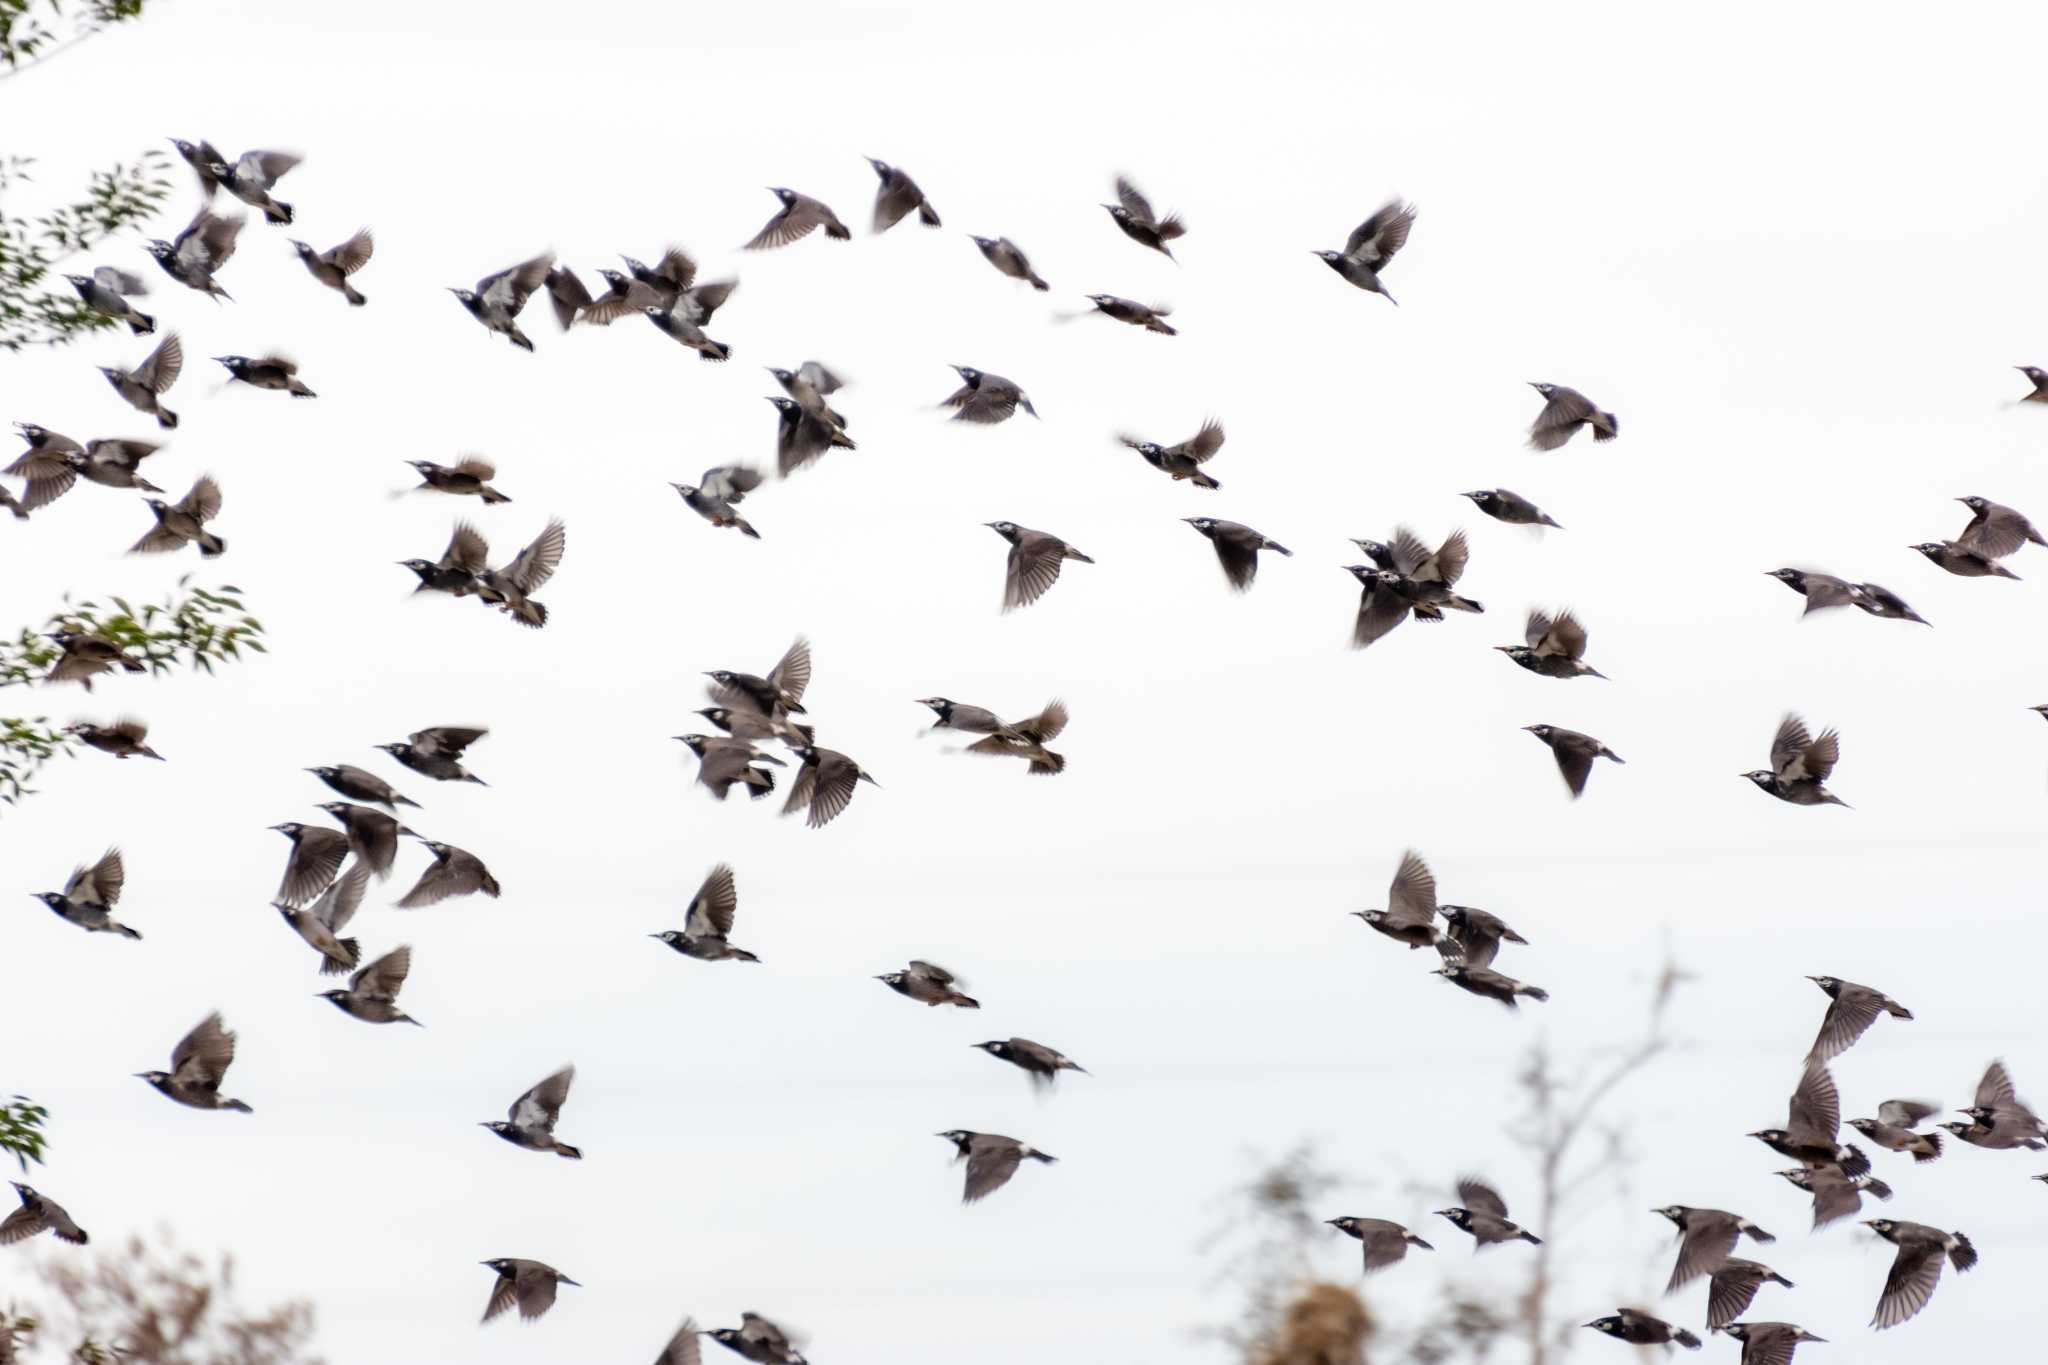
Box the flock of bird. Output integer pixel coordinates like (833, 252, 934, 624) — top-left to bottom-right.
(5, 132, 2048, 1365)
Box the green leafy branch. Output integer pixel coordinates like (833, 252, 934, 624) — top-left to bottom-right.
(1, 1094, 49, 1173)
(0, 148, 175, 351)
(1, 0, 149, 73)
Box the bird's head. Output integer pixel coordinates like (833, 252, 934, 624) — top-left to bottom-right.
(371, 742, 406, 758)
(1766, 567, 1803, 585)
(448, 288, 478, 305)
(875, 971, 906, 987)
(1846, 1118, 1879, 1138)
(404, 460, 439, 474)
(1741, 770, 1775, 788)
(1522, 724, 1556, 740)
(936, 1129, 972, 1149)
(1748, 1128, 1787, 1144)
(1652, 1205, 1686, 1226)
(1341, 563, 1376, 584)
(984, 520, 1019, 541)
(63, 273, 94, 291)
(768, 187, 795, 204)
(134, 1070, 169, 1086)
(315, 801, 350, 820)
(1529, 382, 1557, 396)
(169, 138, 198, 157)
(97, 366, 123, 382)
(765, 366, 795, 384)
(212, 355, 245, 371)
(479, 1121, 512, 1137)
(1085, 293, 1114, 306)
(969, 235, 997, 250)
(1433, 965, 1465, 981)
(31, 892, 64, 909)
(1805, 975, 1840, 994)
(1182, 517, 1217, 536)
(2019, 366, 2048, 381)
(674, 735, 709, 755)
(669, 482, 699, 498)
(1908, 542, 1944, 559)
(317, 989, 348, 1005)
(1102, 204, 1130, 223)
(1583, 1318, 1623, 1339)
(1462, 490, 1497, 507)
(1325, 1216, 1359, 1233)
(951, 365, 982, 382)
(269, 822, 305, 838)
(1495, 645, 1534, 663)
(287, 239, 313, 260)
(1312, 249, 1344, 264)
(1352, 909, 1387, 928)
(1433, 1208, 1472, 1227)
(1958, 495, 1987, 511)
(1775, 1168, 1812, 1189)
(651, 931, 685, 946)
(971, 1041, 1009, 1058)
(480, 1258, 510, 1273)
(764, 395, 799, 415)
(1957, 1104, 1996, 1123)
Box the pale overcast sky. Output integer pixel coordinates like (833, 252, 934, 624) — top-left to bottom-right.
(5, 1, 2048, 1361)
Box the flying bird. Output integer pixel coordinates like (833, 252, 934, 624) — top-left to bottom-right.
(290, 228, 373, 305)
(270, 821, 349, 907)
(987, 521, 1093, 611)
(480, 1258, 579, 1323)
(1774, 1166, 1891, 1231)
(1496, 608, 1606, 679)
(1083, 294, 1176, 334)
(215, 354, 316, 396)
(969, 235, 1049, 290)
(1103, 174, 1185, 258)
(451, 252, 554, 351)
(1806, 976, 1912, 1061)
(1953, 494, 2044, 560)
(1522, 724, 1624, 798)
(942, 366, 1037, 423)
(1182, 517, 1291, 591)
(1582, 1310, 1699, 1352)
(972, 1037, 1088, 1088)
(144, 206, 243, 298)
(1, 1182, 88, 1246)
(406, 458, 510, 504)
(866, 156, 940, 232)
(708, 1312, 806, 1364)
(65, 266, 154, 334)
(672, 465, 762, 538)
(474, 518, 567, 627)
(397, 839, 501, 908)
(1437, 906, 1527, 970)
(676, 735, 782, 802)
(1434, 1179, 1541, 1247)
(1704, 1260, 1795, 1332)
(482, 1065, 581, 1159)
(1910, 539, 2017, 580)
(783, 744, 877, 829)
(1325, 1217, 1433, 1273)
(135, 1012, 251, 1112)
(877, 960, 979, 1009)
(937, 1130, 1056, 1203)
(1313, 198, 1416, 303)
(1864, 1220, 1976, 1330)
(1749, 1061, 1871, 1176)
(1463, 489, 1561, 529)
(376, 726, 488, 784)
(100, 331, 182, 429)
(205, 148, 300, 223)
(1118, 419, 1224, 488)
(651, 863, 760, 963)
(1434, 963, 1549, 1008)
(129, 475, 224, 557)
(320, 945, 423, 1026)
(1718, 1322, 1824, 1365)
(2016, 365, 2048, 403)
(318, 801, 414, 879)
(32, 847, 138, 939)
(67, 718, 164, 761)
(1745, 713, 1848, 808)
(1655, 1205, 1775, 1293)
(274, 861, 368, 975)
(1847, 1100, 1943, 1163)
(744, 188, 851, 249)
(1526, 382, 1618, 450)
(1351, 849, 1444, 951)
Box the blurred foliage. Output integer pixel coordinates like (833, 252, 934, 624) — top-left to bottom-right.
(1203, 1145, 1371, 1365)
(11, 1231, 321, 1363)
(0, 580, 264, 806)
(0, 1094, 49, 1173)
(0, 149, 174, 351)
(0, 1, 149, 72)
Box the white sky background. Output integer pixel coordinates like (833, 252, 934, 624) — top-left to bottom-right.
(4, 0, 2048, 1359)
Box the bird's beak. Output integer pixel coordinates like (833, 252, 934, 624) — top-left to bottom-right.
(1745, 1130, 1767, 1139)
(445, 287, 464, 295)
(1804, 975, 1824, 983)
(1860, 1219, 1878, 1228)
(1521, 725, 1542, 733)
(132, 1073, 150, 1079)
(1491, 645, 1513, 653)
(1527, 382, 1543, 390)
(560, 1277, 581, 1287)
(1324, 1218, 1343, 1226)
(873, 974, 891, 980)
(983, 521, 1001, 529)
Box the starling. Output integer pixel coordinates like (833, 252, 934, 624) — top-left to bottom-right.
(400, 522, 487, 597)
(144, 206, 243, 299)
(936, 1130, 1056, 1204)
(577, 267, 653, 324)
(450, 252, 554, 351)
(100, 331, 182, 429)
(619, 247, 727, 314)
(204, 148, 300, 224)
(1437, 906, 1527, 970)
(708, 1312, 806, 1364)
(2018, 365, 2048, 402)
(942, 366, 1037, 423)
(474, 518, 566, 627)
(542, 264, 595, 330)
(396, 838, 501, 908)
(707, 637, 812, 719)
(1463, 489, 1561, 529)
(676, 735, 782, 801)
(969, 235, 1049, 290)
(1847, 581, 1929, 625)
(42, 628, 146, 690)
(1705, 1260, 1794, 1332)
(480, 1258, 579, 1323)
(1805, 975, 1911, 1061)
(1910, 540, 2017, 579)
(270, 821, 349, 907)
(215, 353, 316, 396)
(1655, 1205, 1775, 1293)
(972, 1037, 1088, 1088)
(1313, 199, 1416, 304)
(672, 465, 763, 537)
(1324, 1217, 1433, 1272)
(289, 228, 373, 305)
(743, 188, 851, 249)
(1583, 1310, 1700, 1351)
(1352, 528, 1483, 615)
(407, 458, 510, 504)
(1496, 608, 1606, 679)
(1522, 724, 1624, 798)
(275, 861, 367, 976)
(956, 699, 1069, 776)
(1938, 1116, 2045, 1151)
(767, 360, 848, 425)
(33, 847, 139, 939)
(650, 863, 760, 963)
(1744, 713, 1848, 808)
(1183, 517, 1291, 591)
(1103, 174, 1185, 258)
(1719, 1322, 1823, 1365)
(644, 298, 734, 361)
(1847, 1100, 1943, 1163)
(1434, 963, 1549, 1008)
(376, 726, 488, 784)
(877, 960, 979, 1009)
(168, 137, 228, 194)
(67, 718, 164, 760)
(866, 156, 940, 232)
(129, 475, 225, 557)
(696, 706, 811, 748)
(1954, 494, 2044, 560)
(1084, 294, 1177, 335)
(1527, 382, 1618, 450)
(1956, 1059, 2047, 1142)
(1434, 1179, 1541, 1247)
(987, 521, 1093, 611)
(136, 1011, 252, 1112)
(917, 697, 1029, 742)
(1351, 849, 1444, 950)
(65, 266, 154, 334)
(320, 944, 423, 1026)
(481, 1065, 581, 1159)
(1118, 419, 1224, 489)
(767, 396, 854, 477)
(1749, 1061, 1871, 1176)
(318, 800, 415, 879)
(783, 744, 878, 829)
(1864, 1220, 1976, 1330)
(1, 1182, 88, 1246)
(78, 438, 165, 492)
(1343, 566, 1425, 649)
(1775, 1166, 1891, 1231)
